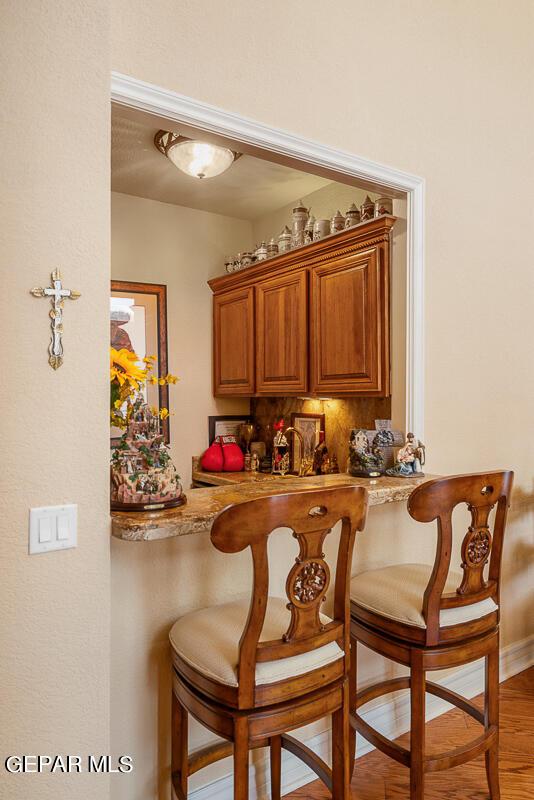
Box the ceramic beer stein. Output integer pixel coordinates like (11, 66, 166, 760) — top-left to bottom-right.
(360, 195, 374, 222)
(374, 196, 393, 217)
(313, 218, 330, 240)
(278, 225, 292, 252)
(330, 209, 345, 233)
(344, 202, 361, 228)
(266, 237, 279, 257)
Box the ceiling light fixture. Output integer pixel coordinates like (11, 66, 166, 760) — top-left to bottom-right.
(154, 130, 241, 180)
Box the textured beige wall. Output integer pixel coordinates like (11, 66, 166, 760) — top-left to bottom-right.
(109, 2, 534, 797)
(0, 3, 111, 800)
(111, 191, 253, 486)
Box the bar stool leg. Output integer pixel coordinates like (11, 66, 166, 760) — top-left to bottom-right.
(234, 716, 249, 800)
(269, 735, 282, 800)
(348, 636, 357, 776)
(332, 679, 351, 800)
(410, 653, 425, 800)
(171, 692, 188, 799)
(485, 640, 500, 800)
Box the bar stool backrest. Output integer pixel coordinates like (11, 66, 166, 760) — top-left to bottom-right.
(408, 471, 514, 645)
(211, 485, 368, 706)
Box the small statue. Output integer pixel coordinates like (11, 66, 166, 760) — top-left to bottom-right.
(250, 452, 259, 473)
(348, 429, 384, 477)
(386, 432, 425, 477)
(272, 419, 290, 475)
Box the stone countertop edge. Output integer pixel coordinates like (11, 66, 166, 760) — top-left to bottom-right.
(111, 473, 433, 542)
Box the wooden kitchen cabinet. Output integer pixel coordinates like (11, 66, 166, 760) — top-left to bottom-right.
(310, 246, 389, 395)
(209, 215, 394, 397)
(255, 269, 308, 394)
(213, 286, 255, 395)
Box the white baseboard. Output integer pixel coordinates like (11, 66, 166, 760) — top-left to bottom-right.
(189, 634, 534, 800)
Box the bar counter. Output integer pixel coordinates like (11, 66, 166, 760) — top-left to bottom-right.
(111, 472, 430, 542)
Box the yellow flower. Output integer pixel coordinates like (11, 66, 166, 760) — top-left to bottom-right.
(158, 378, 166, 386)
(165, 373, 179, 384)
(110, 348, 147, 390)
(148, 376, 159, 385)
(143, 355, 157, 364)
(159, 408, 170, 420)
(114, 399, 123, 409)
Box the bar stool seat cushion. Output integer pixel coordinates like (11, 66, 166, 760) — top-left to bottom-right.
(350, 563, 498, 629)
(169, 597, 343, 687)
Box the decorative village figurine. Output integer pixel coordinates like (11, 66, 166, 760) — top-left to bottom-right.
(348, 429, 384, 477)
(386, 432, 425, 477)
(110, 401, 184, 510)
(272, 419, 290, 475)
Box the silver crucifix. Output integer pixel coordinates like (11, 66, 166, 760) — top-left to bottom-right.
(30, 269, 81, 369)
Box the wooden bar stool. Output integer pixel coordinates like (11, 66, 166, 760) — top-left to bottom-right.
(349, 471, 513, 800)
(169, 485, 368, 800)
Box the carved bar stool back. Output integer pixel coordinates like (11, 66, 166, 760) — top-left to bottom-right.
(349, 471, 513, 800)
(169, 485, 368, 800)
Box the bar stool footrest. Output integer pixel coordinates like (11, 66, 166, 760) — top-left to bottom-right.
(281, 733, 333, 792)
(351, 677, 495, 774)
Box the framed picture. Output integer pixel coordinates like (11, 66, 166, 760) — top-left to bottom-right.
(208, 415, 253, 446)
(110, 280, 169, 445)
(290, 412, 325, 473)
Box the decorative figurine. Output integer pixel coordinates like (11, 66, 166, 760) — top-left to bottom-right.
(386, 432, 426, 477)
(312, 431, 328, 474)
(272, 419, 290, 475)
(110, 402, 184, 510)
(360, 195, 375, 222)
(348, 428, 384, 477)
(330, 209, 345, 234)
(250, 452, 260, 473)
(344, 202, 361, 228)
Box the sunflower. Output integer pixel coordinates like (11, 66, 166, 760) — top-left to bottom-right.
(110, 348, 147, 389)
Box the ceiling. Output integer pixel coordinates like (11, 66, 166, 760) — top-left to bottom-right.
(111, 107, 332, 221)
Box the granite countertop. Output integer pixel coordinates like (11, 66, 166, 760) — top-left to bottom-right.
(111, 472, 432, 542)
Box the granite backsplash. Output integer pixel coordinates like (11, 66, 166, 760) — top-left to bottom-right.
(251, 396, 391, 472)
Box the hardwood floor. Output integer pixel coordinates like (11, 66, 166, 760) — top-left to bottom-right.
(285, 667, 534, 799)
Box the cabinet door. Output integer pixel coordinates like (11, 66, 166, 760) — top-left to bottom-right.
(310, 247, 389, 395)
(256, 270, 308, 394)
(213, 286, 255, 395)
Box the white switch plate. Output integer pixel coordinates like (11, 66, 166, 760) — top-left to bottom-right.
(29, 505, 77, 554)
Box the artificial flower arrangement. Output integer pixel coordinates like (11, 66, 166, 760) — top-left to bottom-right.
(109, 348, 185, 511)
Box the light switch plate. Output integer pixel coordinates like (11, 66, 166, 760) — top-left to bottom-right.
(29, 504, 77, 554)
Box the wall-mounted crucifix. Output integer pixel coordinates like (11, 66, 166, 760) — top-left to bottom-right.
(30, 269, 81, 369)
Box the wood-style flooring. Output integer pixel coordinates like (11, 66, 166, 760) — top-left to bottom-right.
(285, 667, 534, 799)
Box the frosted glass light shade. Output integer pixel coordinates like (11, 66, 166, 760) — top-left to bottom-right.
(167, 140, 235, 179)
